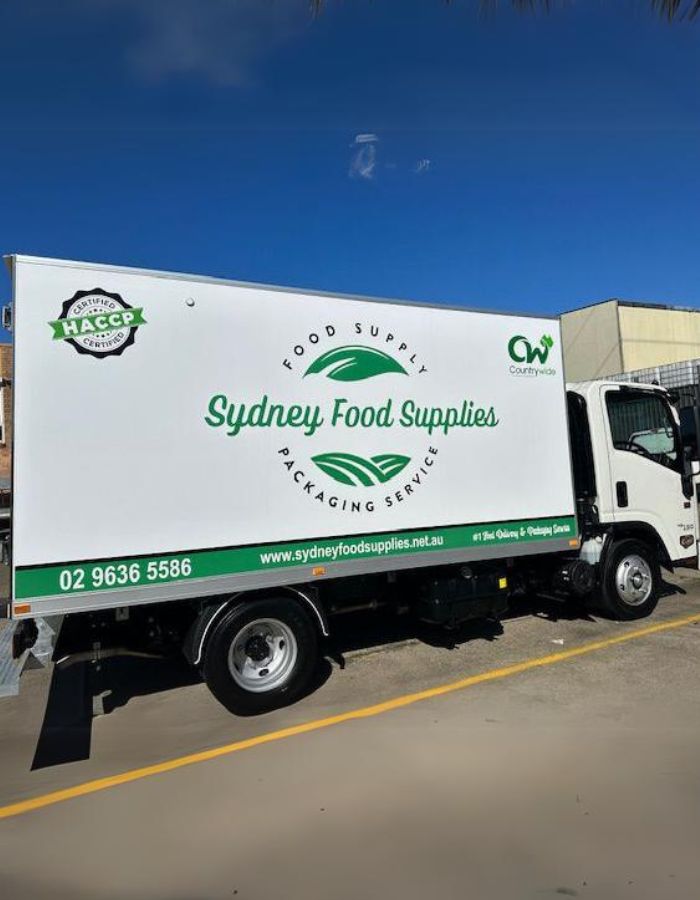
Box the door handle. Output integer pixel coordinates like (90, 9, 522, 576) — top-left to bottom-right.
(681, 472, 694, 500)
(616, 481, 628, 508)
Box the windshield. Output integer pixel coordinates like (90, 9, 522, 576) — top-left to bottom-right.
(606, 391, 680, 471)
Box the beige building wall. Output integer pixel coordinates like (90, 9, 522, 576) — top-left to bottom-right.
(618, 306, 700, 372)
(561, 300, 623, 382)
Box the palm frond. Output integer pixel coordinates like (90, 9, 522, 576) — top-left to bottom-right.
(651, 0, 700, 19)
(310, 1, 700, 21)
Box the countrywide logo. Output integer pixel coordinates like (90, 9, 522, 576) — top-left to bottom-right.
(205, 323, 500, 516)
(49, 289, 146, 359)
(508, 333, 554, 364)
(507, 333, 556, 378)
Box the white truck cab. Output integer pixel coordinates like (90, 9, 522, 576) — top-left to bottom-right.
(565, 380, 699, 618)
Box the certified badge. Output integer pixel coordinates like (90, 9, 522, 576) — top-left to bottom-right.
(48, 288, 147, 359)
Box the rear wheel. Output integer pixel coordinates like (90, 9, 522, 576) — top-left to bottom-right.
(202, 596, 319, 715)
(598, 538, 660, 620)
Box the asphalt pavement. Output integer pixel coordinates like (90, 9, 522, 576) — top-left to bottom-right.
(1, 571, 700, 899)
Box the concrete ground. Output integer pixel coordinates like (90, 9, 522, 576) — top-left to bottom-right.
(1, 572, 700, 899)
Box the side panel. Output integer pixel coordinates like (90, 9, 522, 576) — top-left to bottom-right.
(11, 257, 577, 616)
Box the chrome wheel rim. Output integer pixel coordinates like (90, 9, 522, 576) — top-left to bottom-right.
(615, 555, 653, 606)
(228, 618, 298, 693)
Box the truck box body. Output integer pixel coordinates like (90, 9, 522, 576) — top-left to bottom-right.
(8, 256, 577, 619)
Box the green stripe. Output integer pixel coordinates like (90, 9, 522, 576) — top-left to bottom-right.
(14, 516, 577, 601)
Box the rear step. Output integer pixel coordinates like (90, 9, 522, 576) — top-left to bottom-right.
(0, 621, 26, 697)
(0, 617, 61, 697)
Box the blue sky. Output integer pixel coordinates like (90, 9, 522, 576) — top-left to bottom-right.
(1, 0, 699, 343)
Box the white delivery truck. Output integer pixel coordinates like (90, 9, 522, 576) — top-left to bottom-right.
(1, 256, 698, 713)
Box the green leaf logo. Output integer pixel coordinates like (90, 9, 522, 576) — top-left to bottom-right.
(304, 345, 408, 381)
(312, 452, 411, 486)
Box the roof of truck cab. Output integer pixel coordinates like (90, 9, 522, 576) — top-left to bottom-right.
(567, 380, 667, 397)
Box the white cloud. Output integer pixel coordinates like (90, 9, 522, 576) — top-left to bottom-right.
(414, 158, 432, 174)
(81, 0, 310, 85)
(349, 133, 378, 180)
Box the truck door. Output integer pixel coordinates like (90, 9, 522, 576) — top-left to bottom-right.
(602, 386, 697, 565)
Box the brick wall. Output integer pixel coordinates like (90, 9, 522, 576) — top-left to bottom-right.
(0, 344, 13, 481)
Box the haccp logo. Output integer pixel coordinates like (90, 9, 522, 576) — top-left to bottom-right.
(48, 289, 147, 359)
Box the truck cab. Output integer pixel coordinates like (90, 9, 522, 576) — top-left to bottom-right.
(566, 380, 699, 618)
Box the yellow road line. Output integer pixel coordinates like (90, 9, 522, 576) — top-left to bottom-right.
(1, 610, 699, 821)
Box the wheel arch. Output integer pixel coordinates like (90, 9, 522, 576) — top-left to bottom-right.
(600, 522, 671, 573)
(183, 586, 328, 669)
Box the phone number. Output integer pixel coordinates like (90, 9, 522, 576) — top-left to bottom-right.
(58, 558, 193, 592)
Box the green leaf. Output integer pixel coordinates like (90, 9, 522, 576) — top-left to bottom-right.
(312, 452, 411, 486)
(304, 345, 408, 381)
(372, 453, 412, 481)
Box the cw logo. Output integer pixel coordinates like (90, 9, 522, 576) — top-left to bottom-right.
(508, 334, 554, 365)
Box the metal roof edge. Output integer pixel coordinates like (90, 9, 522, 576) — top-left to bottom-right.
(8, 254, 560, 321)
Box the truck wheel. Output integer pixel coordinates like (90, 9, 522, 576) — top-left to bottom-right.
(202, 597, 318, 715)
(599, 539, 660, 621)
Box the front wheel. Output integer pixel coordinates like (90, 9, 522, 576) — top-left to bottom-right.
(598, 538, 660, 621)
(202, 596, 319, 715)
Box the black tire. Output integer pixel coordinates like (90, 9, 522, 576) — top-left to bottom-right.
(202, 596, 319, 715)
(598, 538, 661, 621)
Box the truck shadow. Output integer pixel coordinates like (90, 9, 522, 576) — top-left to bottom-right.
(30, 580, 687, 769)
(31, 654, 202, 770)
(31, 649, 335, 768)
(507, 576, 684, 625)
(32, 610, 496, 769)
(325, 611, 504, 668)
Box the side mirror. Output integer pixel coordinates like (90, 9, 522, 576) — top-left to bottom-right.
(683, 445, 699, 470)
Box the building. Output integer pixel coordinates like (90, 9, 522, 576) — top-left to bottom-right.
(561, 299, 700, 383)
(0, 344, 12, 481)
